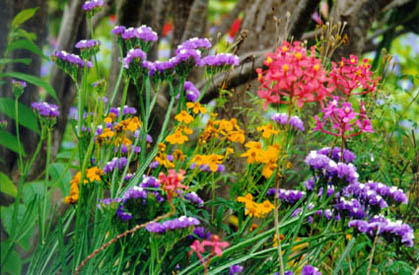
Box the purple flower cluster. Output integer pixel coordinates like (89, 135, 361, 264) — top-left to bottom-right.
(103, 157, 128, 174)
(174, 48, 201, 64)
(229, 265, 243, 275)
(200, 53, 240, 67)
(343, 183, 389, 210)
(117, 205, 133, 221)
(348, 216, 414, 247)
(120, 26, 158, 42)
(184, 192, 204, 207)
(146, 216, 200, 233)
(301, 265, 322, 275)
(334, 198, 365, 219)
(177, 37, 211, 52)
(75, 39, 100, 49)
(32, 102, 60, 118)
(121, 186, 148, 202)
(52, 50, 92, 68)
(304, 151, 359, 184)
(267, 188, 305, 204)
(271, 113, 305, 131)
(317, 147, 356, 163)
(190, 226, 211, 240)
(116, 144, 141, 154)
(184, 81, 200, 102)
(365, 181, 408, 205)
(139, 176, 160, 189)
(82, 0, 104, 11)
(123, 48, 147, 69)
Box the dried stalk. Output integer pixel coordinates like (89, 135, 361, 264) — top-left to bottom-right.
(74, 206, 176, 274)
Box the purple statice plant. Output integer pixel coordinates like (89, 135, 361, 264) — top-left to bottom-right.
(200, 53, 240, 74)
(32, 102, 60, 118)
(146, 216, 200, 233)
(271, 113, 305, 131)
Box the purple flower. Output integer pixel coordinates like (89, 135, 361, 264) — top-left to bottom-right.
(190, 226, 211, 240)
(349, 216, 414, 247)
(122, 186, 147, 202)
(146, 222, 166, 233)
(184, 192, 204, 207)
(229, 265, 243, 275)
(200, 53, 240, 67)
(52, 50, 92, 68)
(271, 113, 305, 131)
(267, 188, 305, 204)
(344, 183, 389, 210)
(123, 48, 147, 69)
(82, 0, 104, 11)
(317, 147, 356, 163)
(11, 79, 27, 88)
(31, 102, 60, 118)
(75, 39, 100, 49)
(103, 157, 128, 174)
(178, 81, 201, 102)
(174, 48, 201, 65)
(112, 25, 126, 36)
(334, 198, 365, 219)
(365, 181, 408, 205)
(121, 26, 158, 42)
(97, 198, 121, 210)
(146, 216, 200, 234)
(177, 38, 211, 52)
(116, 205, 132, 221)
(142, 61, 156, 76)
(301, 265, 322, 275)
(139, 176, 160, 188)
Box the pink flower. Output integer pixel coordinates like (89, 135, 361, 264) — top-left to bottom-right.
(329, 55, 379, 98)
(314, 97, 373, 138)
(158, 169, 188, 201)
(201, 235, 229, 256)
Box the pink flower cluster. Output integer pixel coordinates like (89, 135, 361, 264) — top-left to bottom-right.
(256, 41, 333, 108)
(329, 55, 379, 98)
(314, 97, 373, 138)
(189, 235, 229, 272)
(158, 169, 188, 202)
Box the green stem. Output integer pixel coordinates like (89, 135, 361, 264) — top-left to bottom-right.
(14, 96, 24, 171)
(41, 128, 52, 244)
(88, 17, 100, 77)
(108, 45, 125, 112)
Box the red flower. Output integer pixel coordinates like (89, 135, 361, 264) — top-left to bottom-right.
(158, 169, 188, 201)
(257, 41, 334, 108)
(201, 235, 229, 256)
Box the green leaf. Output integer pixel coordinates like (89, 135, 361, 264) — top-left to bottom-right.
(0, 129, 26, 156)
(2, 247, 22, 275)
(0, 57, 32, 65)
(10, 28, 37, 41)
(1, 72, 58, 101)
(23, 181, 46, 204)
(12, 8, 39, 29)
(0, 172, 16, 198)
(7, 39, 49, 60)
(0, 97, 40, 134)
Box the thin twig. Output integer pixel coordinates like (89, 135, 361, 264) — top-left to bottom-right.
(367, 227, 380, 275)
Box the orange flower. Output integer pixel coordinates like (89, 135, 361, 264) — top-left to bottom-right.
(175, 110, 194, 124)
(187, 102, 207, 114)
(257, 123, 279, 139)
(166, 130, 188, 145)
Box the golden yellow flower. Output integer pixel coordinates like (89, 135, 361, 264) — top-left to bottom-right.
(166, 130, 188, 145)
(257, 123, 279, 139)
(186, 102, 207, 114)
(175, 110, 194, 124)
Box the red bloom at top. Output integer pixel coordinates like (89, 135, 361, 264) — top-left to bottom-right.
(329, 55, 379, 98)
(158, 169, 188, 202)
(257, 41, 333, 108)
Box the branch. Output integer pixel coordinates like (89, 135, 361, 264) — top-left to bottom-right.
(181, 0, 209, 41)
(288, 0, 320, 40)
(199, 52, 268, 103)
(210, 0, 249, 46)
